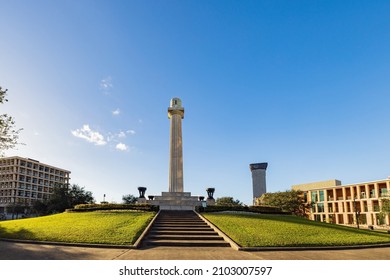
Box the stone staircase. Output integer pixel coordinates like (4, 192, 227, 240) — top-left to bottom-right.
(142, 210, 230, 247)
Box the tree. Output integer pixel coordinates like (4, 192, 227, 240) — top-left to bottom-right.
(0, 86, 22, 154)
(32, 200, 49, 215)
(380, 198, 390, 225)
(215, 197, 243, 206)
(257, 190, 310, 217)
(46, 184, 95, 213)
(381, 198, 390, 214)
(122, 194, 137, 204)
(47, 184, 72, 213)
(68, 184, 94, 206)
(11, 204, 25, 219)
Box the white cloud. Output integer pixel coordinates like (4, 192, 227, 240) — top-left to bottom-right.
(116, 143, 128, 151)
(71, 125, 107, 146)
(118, 131, 126, 138)
(112, 108, 120, 116)
(106, 130, 135, 143)
(100, 76, 113, 90)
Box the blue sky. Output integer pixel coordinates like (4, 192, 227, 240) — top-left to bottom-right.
(1, 0, 390, 205)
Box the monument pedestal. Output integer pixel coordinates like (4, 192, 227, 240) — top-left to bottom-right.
(150, 192, 201, 210)
(137, 197, 147, 204)
(206, 198, 215, 206)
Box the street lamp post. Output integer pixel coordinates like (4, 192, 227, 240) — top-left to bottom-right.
(354, 196, 360, 229)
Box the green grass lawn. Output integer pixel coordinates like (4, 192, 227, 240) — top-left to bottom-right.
(0, 211, 155, 245)
(203, 212, 390, 247)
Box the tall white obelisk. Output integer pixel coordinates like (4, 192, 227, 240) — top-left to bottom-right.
(168, 98, 184, 192)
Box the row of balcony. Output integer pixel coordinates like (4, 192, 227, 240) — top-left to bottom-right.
(1, 191, 52, 198)
(326, 206, 381, 212)
(314, 191, 388, 202)
(314, 204, 381, 213)
(325, 194, 387, 201)
(0, 162, 68, 175)
(18, 176, 66, 184)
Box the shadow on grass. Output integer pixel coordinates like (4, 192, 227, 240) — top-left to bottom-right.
(0, 225, 128, 260)
(0, 223, 38, 239)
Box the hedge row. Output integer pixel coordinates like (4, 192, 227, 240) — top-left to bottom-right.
(65, 203, 286, 214)
(65, 203, 158, 212)
(196, 205, 288, 214)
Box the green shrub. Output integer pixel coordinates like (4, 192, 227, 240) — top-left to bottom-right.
(67, 203, 158, 212)
(196, 205, 285, 214)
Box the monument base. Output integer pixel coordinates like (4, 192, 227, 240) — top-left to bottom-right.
(150, 192, 201, 211)
(206, 198, 215, 206)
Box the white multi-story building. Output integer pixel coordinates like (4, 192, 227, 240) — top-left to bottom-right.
(0, 156, 71, 214)
(292, 178, 390, 228)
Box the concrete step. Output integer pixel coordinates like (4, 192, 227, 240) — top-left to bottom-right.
(148, 230, 219, 236)
(156, 218, 203, 220)
(155, 219, 201, 222)
(147, 235, 224, 240)
(153, 223, 209, 227)
(154, 219, 206, 222)
(150, 227, 214, 231)
(141, 210, 230, 248)
(144, 240, 230, 247)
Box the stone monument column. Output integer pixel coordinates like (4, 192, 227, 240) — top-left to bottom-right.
(168, 98, 185, 192)
(250, 163, 268, 204)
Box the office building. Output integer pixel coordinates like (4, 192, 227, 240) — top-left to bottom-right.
(292, 178, 390, 227)
(0, 156, 71, 214)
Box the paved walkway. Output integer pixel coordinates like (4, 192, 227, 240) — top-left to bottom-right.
(1, 241, 390, 260)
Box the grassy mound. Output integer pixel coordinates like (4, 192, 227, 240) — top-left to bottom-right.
(0, 211, 155, 245)
(203, 212, 390, 247)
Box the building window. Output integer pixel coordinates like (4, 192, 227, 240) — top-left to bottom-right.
(360, 214, 367, 225)
(377, 214, 385, 225)
(317, 203, 324, 213)
(311, 192, 318, 203)
(319, 191, 324, 202)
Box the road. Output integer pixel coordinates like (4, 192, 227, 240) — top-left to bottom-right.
(1, 241, 390, 260)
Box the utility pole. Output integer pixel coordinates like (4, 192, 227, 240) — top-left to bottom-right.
(354, 196, 360, 229)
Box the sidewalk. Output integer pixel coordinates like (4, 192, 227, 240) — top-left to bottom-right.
(1, 240, 390, 260)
